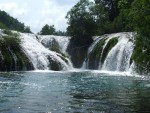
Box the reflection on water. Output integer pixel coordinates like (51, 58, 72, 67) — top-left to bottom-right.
(0, 71, 150, 113)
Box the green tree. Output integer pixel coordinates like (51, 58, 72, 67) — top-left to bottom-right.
(0, 10, 32, 33)
(112, 0, 134, 32)
(24, 26, 32, 33)
(93, 0, 134, 34)
(40, 24, 50, 35)
(66, 0, 96, 38)
(91, 2, 109, 35)
(93, 0, 122, 34)
(66, 0, 96, 67)
(54, 30, 66, 36)
(94, 0, 120, 21)
(0, 22, 7, 29)
(129, 0, 150, 73)
(40, 24, 56, 35)
(49, 25, 55, 35)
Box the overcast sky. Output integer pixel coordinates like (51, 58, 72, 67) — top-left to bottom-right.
(0, 0, 92, 33)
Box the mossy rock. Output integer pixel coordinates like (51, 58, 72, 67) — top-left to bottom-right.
(15, 49, 34, 71)
(73, 47, 88, 68)
(0, 45, 12, 71)
(3, 29, 12, 35)
(67, 35, 93, 68)
(87, 38, 106, 69)
(50, 44, 61, 53)
(57, 54, 68, 64)
(101, 37, 118, 64)
(48, 56, 61, 71)
(41, 38, 61, 53)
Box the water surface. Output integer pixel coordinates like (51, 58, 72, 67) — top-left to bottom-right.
(0, 70, 150, 113)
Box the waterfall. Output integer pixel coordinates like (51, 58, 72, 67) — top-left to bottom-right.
(0, 29, 136, 72)
(38, 35, 70, 54)
(82, 35, 107, 68)
(83, 32, 134, 72)
(7, 47, 17, 70)
(102, 33, 133, 71)
(19, 33, 73, 70)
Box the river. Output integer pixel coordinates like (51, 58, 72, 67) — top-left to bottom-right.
(0, 70, 150, 113)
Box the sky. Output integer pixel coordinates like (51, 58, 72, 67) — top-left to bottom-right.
(0, 0, 91, 33)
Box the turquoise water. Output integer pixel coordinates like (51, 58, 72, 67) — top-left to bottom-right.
(0, 70, 150, 113)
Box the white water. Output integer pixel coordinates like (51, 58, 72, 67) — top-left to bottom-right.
(38, 35, 70, 54)
(98, 34, 119, 69)
(82, 32, 134, 72)
(0, 29, 138, 73)
(82, 35, 107, 68)
(19, 33, 72, 70)
(0, 30, 136, 73)
(7, 47, 17, 70)
(102, 33, 134, 71)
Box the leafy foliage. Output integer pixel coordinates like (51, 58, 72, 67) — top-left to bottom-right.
(129, 0, 150, 73)
(0, 10, 32, 33)
(66, 0, 96, 67)
(66, 0, 96, 38)
(24, 26, 32, 33)
(2, 30, 21, 49)
(55, 31, 66, 36)
(88, 38, 106, 69)
(39, 24, 66, 36)
(0, 22, 7, 29)
(39, 24, 55, 35)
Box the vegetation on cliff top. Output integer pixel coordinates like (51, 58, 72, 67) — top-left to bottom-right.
(39, 24, 66, 36)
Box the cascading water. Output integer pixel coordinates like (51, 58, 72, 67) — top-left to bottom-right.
(0, 29, 135, 72)
(82, 32, 134, 72)
(19, 33, 73, 70)
(102, 33, 134, 71)
(38, 35, 70, 54)
(82, 35, 107, 69)
(7, 47, 17, 70)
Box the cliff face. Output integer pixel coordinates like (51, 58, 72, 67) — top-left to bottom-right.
(67, 36, 93, 68)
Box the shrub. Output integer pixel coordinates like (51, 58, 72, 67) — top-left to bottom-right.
(2, 30, 21, 49)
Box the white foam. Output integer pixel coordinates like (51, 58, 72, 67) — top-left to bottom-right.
(19, 33, 72, 70)
(38, 35, 70, 53)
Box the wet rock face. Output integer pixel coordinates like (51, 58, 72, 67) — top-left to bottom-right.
(48, 56, 62, 71)
(41, 37, 58, 48)
(0, 44, 34, 71)
(67, 36, 93, 68)
(41, 37, 62, 55)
